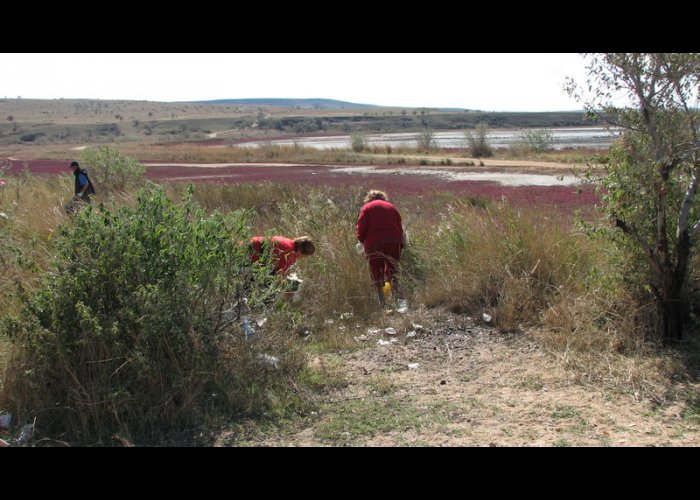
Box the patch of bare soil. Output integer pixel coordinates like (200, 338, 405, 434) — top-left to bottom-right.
(224, 309, 699, 447)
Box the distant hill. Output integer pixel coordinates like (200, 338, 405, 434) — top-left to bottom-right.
(191, 98, 380, 109)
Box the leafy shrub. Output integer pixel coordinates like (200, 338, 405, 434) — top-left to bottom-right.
(350, 132, 366, 153)
(512, 128, 553, 153)
(80, 146, 146, 195)
(0, 187, 302, 444)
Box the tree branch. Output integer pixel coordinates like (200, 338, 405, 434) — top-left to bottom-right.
(613, 217, 654, 257)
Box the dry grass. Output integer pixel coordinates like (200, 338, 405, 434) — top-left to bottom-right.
(1, 174, 697, 444)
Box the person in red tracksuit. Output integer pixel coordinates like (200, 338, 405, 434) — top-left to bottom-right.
(249, 236, 315, 275)
(355, 190, 405, 307)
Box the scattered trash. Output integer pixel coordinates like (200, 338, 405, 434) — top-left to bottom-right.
(324, 319, 335, 325)
(354, 335, 369, 342)
(384, 327, 397, 335)
(287, 272, 302, 282)
(377, 338, 398, 346)
(411, 323, 423, 331)
(354, 242, 364, 254)
(16, 423, 34, 445)
(292, 291, 302, 303)
(0, 212, 8, 220)
(367, 328, 382, 335)
(297, 328, 311, 338)
(397, 299, 408, 313)
(0, 413, 11, 430)
(256, 353, 280, 369)
(407, 363, 421, 370)
(482, 313, 492, 324)
(340, 312, 354, 320)
(241, 318, 255, 338)
(406, 330, 417, 338)
(382, 281, 392, 298)
(256, 317, 268, 328)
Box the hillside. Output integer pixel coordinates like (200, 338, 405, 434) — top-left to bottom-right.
(0, 98, 592, 149)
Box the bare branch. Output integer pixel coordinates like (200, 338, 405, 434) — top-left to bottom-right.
(613, 217, 654, 257)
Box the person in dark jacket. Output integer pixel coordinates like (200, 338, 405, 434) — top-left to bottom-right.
(355, 190, 405, 307)
(66, 160, 96, 213)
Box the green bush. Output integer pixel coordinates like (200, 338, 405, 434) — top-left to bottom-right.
(512, 128, 553, 154)
(80, 145, 146, 195)
(0, 187, 302, 445)
(350, 132, 367, 153)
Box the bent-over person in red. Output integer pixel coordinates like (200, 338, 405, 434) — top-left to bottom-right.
(355, 190, 404, 307)
(249, 236, 315, 275)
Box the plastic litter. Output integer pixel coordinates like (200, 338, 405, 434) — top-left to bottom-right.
(354, 242, 364, 254)
(397, 299, 408, 313)
(377, 339, 398, 346)
(0, 413, 11, 430)
(242, 318, 255, 338)
(256, 353, 280, 369)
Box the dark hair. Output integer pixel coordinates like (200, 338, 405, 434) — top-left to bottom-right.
(70, 161, 80, 167)
(293, 236, 315, 255)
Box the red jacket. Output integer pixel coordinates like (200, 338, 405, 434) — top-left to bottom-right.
(356, 200, 403, 251)
(250, 236, 297, 274)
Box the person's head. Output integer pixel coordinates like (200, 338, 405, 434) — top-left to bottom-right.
(364, 190, 388, 204)
(293, 236, 315, 257)
(70, 160, 80, 171)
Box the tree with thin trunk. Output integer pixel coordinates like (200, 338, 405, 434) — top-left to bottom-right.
(567, 53, 700, 343)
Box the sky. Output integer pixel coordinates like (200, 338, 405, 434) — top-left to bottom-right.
(1, 53, 594, 112)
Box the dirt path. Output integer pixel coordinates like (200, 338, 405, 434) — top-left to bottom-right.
(222, 309, 699, 447)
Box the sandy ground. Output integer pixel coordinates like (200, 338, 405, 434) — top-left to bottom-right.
(222, 309, 699, 447)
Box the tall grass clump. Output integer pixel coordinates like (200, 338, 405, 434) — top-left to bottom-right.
(415, 201, 595, 331)
(0, 186, 304, 445)
(275, 188, 384, 324)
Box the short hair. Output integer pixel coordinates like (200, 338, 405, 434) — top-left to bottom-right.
(293, 236, 315, 255)
(364, 190, 388, 204)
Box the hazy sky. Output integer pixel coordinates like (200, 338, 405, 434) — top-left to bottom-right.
(1, 53, 593, 111)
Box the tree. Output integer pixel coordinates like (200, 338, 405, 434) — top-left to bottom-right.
(465, 121, 493, 157)
(567, 53, 700, 343)
(416, 128, 435, 151)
